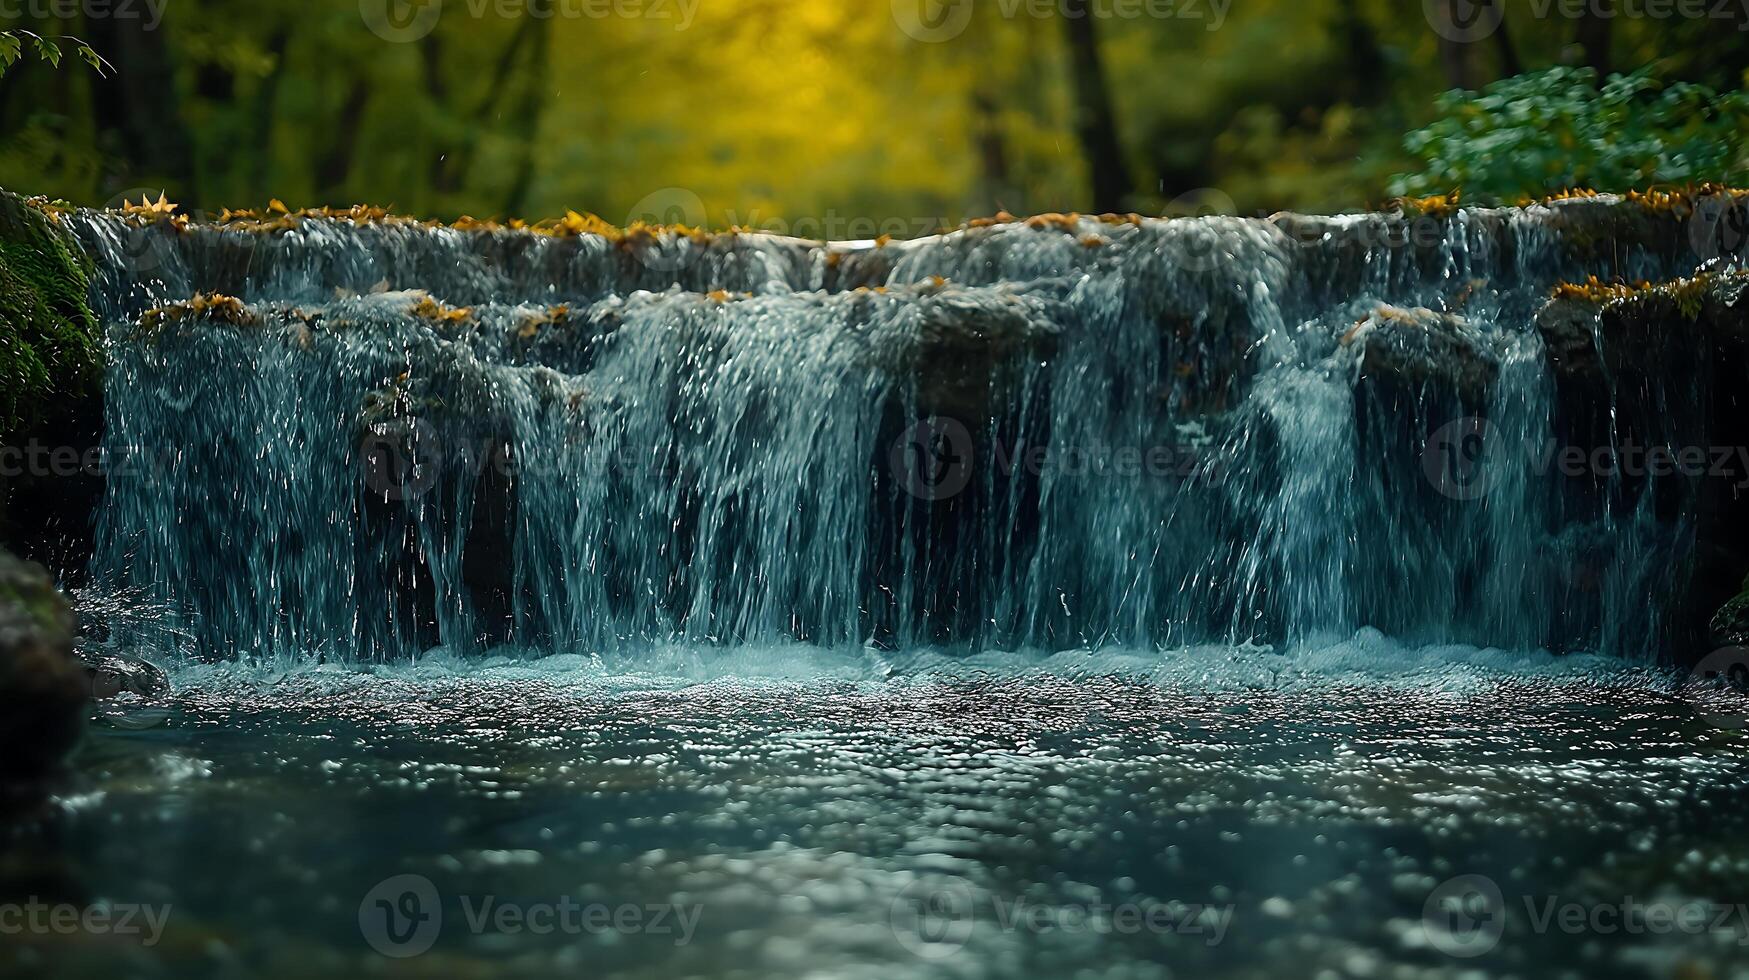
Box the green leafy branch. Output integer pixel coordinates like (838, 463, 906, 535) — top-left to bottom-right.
(0, 29, 112, 78)
(1390, 67, 1749, 204)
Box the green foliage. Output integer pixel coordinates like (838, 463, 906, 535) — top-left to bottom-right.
(1391, 67, 1749, 203)
(0, 193, 101, 438)
(0, 3, 1743, 223)
(0, 30, 109, 78)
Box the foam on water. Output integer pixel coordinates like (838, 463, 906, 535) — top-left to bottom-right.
(160, 630, 1667, 705)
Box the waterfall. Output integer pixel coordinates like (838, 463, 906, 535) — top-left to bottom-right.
(66, 201, 1719, 662)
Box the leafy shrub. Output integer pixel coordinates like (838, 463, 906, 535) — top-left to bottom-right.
(1390, 67, 1749, 203)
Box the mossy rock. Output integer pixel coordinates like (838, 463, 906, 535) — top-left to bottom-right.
(0, 191, 100, 440)
(1536, 270, 1749, 380)
(0, 547, 86, 779)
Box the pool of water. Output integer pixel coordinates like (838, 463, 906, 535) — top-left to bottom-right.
(5, 640, 1748, 979)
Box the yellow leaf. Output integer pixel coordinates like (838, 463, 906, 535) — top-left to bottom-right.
(122, 192, 179, 221)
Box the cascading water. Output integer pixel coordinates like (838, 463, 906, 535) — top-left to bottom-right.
(23, 198, 1749, 980)
(66, 201, 1722, 662)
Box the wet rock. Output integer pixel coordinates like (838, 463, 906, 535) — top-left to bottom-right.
(1342, 304, 1499, 405)
(0, 549, 86, 780)
(1545, 272, 1749, 660)
(1536, 270, 1749, 380)
(1272, 208, 1515, 307)
(902, 280, 1066, 421)
(1535, 298, 1604, 380)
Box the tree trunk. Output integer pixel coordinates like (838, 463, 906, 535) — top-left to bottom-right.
(1438, 37, 1474, 90)
(314, 79, 372, 201)
(972, 91, 1012, 212)
(1336, 0, 1384, 102)
(247, 29, 293, 198)
(1433, 0, 1520, 88)
(1059, 0, 1130, 213)
(426, 19, 534, 199)
(1577, 13, 1612, 78)
(1434, 0, 1480, 89)
(82, 18, 197, 201)
(1492, 5, 1522, 78)
(502, 17, 551, 218)
(419, 33, 452, 193)
(450, 19, 532, 194)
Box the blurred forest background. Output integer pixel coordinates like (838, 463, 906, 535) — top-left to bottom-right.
(0, 0, 1746, 227)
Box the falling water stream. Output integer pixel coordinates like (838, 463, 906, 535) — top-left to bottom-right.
(67, 206, 1696, 659)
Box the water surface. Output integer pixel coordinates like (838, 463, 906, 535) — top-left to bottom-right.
(8, 640, 1748, 979)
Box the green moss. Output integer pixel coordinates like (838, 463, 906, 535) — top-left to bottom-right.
(1666, 275, 1711, 320)
(0, 190, 100, 439)
(0, 576, 65, 637)
(1551, 272, 1720, 321)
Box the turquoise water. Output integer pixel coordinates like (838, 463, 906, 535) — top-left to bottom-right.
(7, 641, 1749, 979)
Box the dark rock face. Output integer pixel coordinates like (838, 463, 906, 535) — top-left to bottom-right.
(0, 549, 87, 781)
(1533, 272, 1749, 660)
(1536, 272, 1749, 381)
(1344, 304, 1500, 407)
(1536, 297, 1606, 380)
